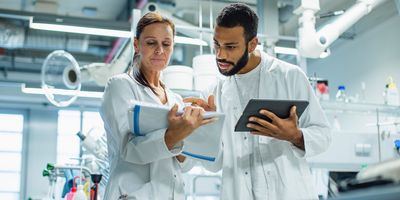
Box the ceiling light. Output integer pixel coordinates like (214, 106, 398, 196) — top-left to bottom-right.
(21, 84, 103, 99)
(30, 18, 131, 38)
(29, 17, 208, 46)
(274, 46, 299, 55)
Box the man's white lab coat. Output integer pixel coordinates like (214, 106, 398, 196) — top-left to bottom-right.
(203, 51, 331, 200)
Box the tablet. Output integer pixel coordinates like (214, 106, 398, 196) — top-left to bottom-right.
(234, 99, 309, 132)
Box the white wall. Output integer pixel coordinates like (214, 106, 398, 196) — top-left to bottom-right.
(308, 15, 400, 104)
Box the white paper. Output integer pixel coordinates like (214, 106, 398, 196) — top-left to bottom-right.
(128, 101, 225, 162)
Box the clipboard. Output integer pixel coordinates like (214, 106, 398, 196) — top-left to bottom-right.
(129, 101, 225, 161)
(234, 99, 309, 132)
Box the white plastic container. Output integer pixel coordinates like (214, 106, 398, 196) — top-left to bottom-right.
(192, 54, 218, 75)
(192, 55, 223, 91)
(162, 65, 193, 90)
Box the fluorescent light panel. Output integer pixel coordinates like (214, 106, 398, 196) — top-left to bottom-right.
(30, 21, 132, 38)
(21, 85, 103, 99)
(274, 46, 299, 55)
(30, 19, 208, 46)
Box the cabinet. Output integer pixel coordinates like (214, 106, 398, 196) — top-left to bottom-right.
(308, 101, 400, 171)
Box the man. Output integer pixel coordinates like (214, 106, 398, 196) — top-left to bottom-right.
(185, 3, 331, 200)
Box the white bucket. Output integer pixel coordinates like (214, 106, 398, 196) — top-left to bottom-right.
(193, 54, 225, 91)
(162, 65, 193, 90)
(192, 54, 218, 75)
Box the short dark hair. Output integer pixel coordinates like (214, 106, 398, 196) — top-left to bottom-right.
(216, 3, 258, 42)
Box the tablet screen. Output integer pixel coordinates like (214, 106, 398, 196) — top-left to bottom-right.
(234, 99, 309, 132)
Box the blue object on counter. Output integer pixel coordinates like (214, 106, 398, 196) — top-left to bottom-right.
(394, 140, 400, 150)
(62, 169, 79, 198)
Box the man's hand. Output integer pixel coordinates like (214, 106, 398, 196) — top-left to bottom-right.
(247, 106, 305, 150)
(183, 95, 216, 112)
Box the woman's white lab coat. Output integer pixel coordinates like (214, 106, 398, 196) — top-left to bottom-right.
(202, 52, 331, 200)
(100, 73, 192, 200)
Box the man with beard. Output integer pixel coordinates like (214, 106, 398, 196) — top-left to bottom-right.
(185, 3, 331, 200)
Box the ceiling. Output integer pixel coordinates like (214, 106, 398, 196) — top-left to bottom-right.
(0, 0, 398, 106)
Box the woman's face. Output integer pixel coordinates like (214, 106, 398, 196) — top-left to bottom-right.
(134, 23, 174, 72)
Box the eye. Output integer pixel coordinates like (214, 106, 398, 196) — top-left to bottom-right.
(146, 41, 156, 46)
(226, 46, 236, 49)
(162, 42, 171, 47)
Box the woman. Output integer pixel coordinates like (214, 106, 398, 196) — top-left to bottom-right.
(100, 12, 212, 199)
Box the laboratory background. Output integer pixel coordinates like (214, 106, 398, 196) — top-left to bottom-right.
(0, 0, 400, 199)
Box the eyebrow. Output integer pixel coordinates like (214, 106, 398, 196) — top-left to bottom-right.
(213, 39, 239, 46)
(143, 36, 172, 41)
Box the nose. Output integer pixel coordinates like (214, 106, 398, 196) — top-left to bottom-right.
(155, 44, 164, 55)
(216, 48, 227, 60)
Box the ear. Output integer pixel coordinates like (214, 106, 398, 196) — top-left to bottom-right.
(248, 37, 258, 53)
(133, 37, 139, 53)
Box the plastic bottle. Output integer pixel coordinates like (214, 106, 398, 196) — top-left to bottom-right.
(335, 85, 347, 102)
(332, 115, 341, 131)
(386, 77, 399, 106)
(74, 184, 87, 200)
(66, 187, 77, 200)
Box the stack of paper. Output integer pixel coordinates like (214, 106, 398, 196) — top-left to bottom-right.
(128, 101, 225, 162)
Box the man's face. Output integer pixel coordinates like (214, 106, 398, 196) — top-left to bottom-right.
(214, 25, 249, 76)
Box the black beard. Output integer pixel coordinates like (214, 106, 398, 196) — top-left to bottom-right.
(217, 47, 249, 76)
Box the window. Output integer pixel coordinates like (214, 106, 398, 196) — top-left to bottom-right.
(0, 113, 24, 200)
(57, 110, 105, 165)
(57, 110, 81, 165)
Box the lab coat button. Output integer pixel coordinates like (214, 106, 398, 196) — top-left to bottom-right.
(244, 136, 247, 140)
(245, 171, 248, 175)
(174, 174, 177, 178)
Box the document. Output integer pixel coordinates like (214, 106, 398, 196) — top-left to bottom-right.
(128, 101, 225, 162)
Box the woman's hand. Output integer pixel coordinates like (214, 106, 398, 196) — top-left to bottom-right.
(164, 104, 216, 150)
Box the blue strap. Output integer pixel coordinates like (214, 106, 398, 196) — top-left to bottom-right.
(182, 151, 215, 162)
(133, 105, 144, 136)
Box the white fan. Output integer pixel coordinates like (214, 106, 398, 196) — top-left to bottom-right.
(41, 50, 81, 107)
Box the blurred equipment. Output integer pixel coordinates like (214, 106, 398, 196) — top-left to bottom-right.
(41, 50, 81, 107)
(356, 158, 400, 184)
(192, 54, 222, 92)
(294, 0, 389, 58)
(40, 39, 132, 107)
(162, 65, 193, 90)
(336, 159, 400, 193)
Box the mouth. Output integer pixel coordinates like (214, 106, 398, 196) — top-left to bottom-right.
(217, 62, 231, 70)
(151, 59, 165, 62)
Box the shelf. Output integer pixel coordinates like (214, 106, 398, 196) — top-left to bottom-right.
(320, 101, 400, 114)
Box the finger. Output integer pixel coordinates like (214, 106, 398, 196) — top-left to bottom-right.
(249, 116, 279, 133)
(201, 117, 218, 125)
(259, 109, 280, 123)
(247, 123, 276, 135)
(168, 104, 179, 117)
(191, 107, 201, 117)
(183, 106, 193, 119)
(289, 106, 298, 121)
(208, 95, 216, 111)
(183, 97, 206, 105)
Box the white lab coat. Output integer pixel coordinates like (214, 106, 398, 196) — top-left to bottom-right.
(202, 51, 331, 200)
(100, 73, 193, 200)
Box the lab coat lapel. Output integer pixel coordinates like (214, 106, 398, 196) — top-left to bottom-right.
(144, 87, 162, 104)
